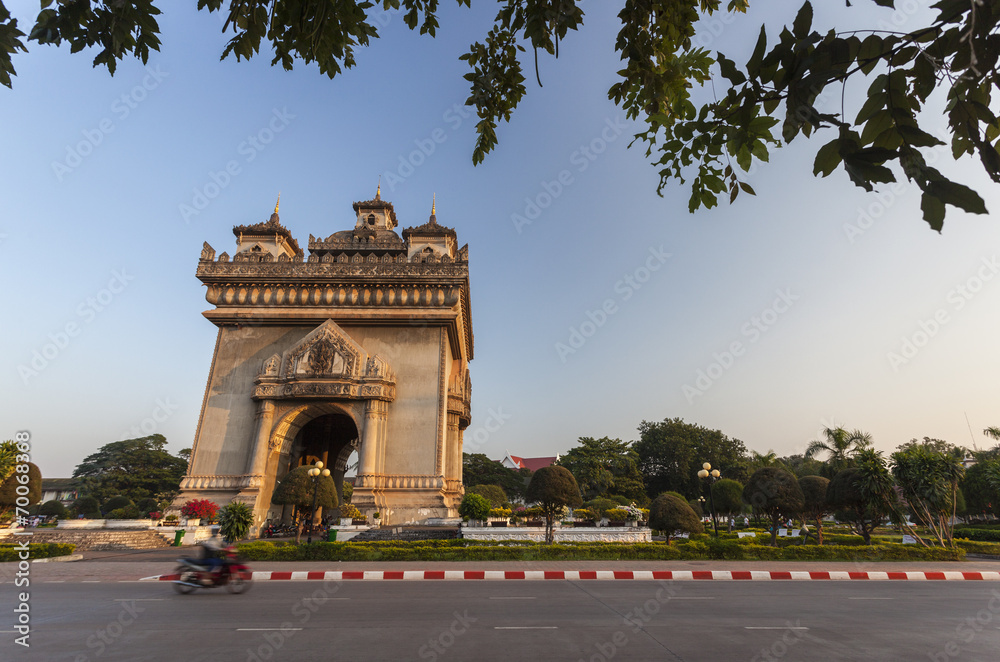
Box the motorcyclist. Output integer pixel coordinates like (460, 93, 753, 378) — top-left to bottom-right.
(198, 528, 227, 583)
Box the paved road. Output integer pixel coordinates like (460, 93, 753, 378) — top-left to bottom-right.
(5, 580, 1000, 661)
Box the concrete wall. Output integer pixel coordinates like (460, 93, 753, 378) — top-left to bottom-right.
(190, 325, 304, 477)
(341, 323, 443, 477)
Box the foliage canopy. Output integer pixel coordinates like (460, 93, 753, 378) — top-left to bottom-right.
(648, 493, 703, 539)
(556, 436, 646, 503)
(633, 418, 748, 500)
(72, 435, 188, 504)
(525, 465, 582, 543)
(743, 467, 804, 546)
(4, 2, 996, 229)
(271, 466, 338, 510)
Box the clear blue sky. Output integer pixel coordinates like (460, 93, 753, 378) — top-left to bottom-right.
(2, 1, 998, 478)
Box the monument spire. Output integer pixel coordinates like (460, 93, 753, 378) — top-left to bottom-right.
(269, 193, 281, 223)
(430, 193, 436, 221)
(376, 177, 381, 201)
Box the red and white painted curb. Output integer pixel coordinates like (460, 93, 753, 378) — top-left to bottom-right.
(142, 569, 1000, 582)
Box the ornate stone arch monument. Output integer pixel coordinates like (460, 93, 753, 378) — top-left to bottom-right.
(175, 191, 473, 526)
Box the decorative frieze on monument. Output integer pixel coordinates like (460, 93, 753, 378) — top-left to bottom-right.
(176, 189, 473, 527)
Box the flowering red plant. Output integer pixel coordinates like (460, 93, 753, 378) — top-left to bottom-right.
(180, 499, 219, 520)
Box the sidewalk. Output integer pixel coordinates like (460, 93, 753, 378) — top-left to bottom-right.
(10, 547, 1000, 583)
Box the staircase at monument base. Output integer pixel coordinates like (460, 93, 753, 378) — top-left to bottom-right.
(24, 530, 172, 551)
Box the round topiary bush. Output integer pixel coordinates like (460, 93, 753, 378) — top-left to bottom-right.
(72, 496, 102, 519)
(106, 505, 143, 520)
(39, 500, 67, 518)
(136, 497, 160, 517)
(458, 493, 491, 522)
(649, 493, 704, 539)
(102, 496, 135, 514)
(466, 484, 508, 508)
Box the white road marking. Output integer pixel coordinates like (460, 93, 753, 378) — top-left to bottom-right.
(44, 581, 65, 583)
(848, 597, 894, 600)
(114, 599, 165, 601)
(745, 627, 810, 630)
(670, 597, 715, 600)
(237, 628, 304, 632)
(82, 580, 100, 583)
(489, 597, 536, 600)
(495, 627, 558, 630)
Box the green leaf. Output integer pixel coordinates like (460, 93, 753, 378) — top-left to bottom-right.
(746, 26, 767, 76)
(792, 2, 813, 40)
(925, 180, 988, 215)
(717, 54, 746, 85)
(813, 138, 842, 176)
(920, 191, 946, 231)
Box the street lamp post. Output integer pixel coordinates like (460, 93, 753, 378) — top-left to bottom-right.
(306, 461, 331, 544)
(697, 462, 721, 537)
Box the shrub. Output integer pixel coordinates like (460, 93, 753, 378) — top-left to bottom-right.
(39, 500, 67, 518)
(953, 527, 1000, 543)
(230, 539, 964, 563)
(342, 481, 353, 504)
(711, 478, 746, 519)
(0, 543, 76, 561)
(604, 508, 625, 520)
(270, 466, 337, 536)
(0, 462, 42, 511)
(218, 501, 254, 543)
(102, 496, 134, 514)
(72, 496, 101, 519)
(180, 499, 220, 521)
(954, 539, 1000, 556)
(340, 503, 362, 519)
(489, 507, 512, 519)
(585, 497, 619, 518)
(466, 484, 508, 508)
(136, 497, 160, 517)
(458, 493, 491, 521)
(649, 494, 703, 538)
(799, 475, 831, 544)
(106, 506, 143, 520)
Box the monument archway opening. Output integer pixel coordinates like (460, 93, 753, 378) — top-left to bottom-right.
(288, 412, 358, 522)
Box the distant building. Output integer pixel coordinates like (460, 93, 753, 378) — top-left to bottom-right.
(39, 479, 78, 506)
(499, 452, 559, 472)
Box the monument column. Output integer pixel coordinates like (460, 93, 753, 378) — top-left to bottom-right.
(445, 412, 461, 493)
(357, 399, 381, 486)
(247, 400, 276, 477)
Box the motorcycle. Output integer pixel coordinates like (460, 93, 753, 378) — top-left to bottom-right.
(172, 547, 252, 594)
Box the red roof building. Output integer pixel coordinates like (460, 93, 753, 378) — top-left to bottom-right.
(500, 451, 559, 472)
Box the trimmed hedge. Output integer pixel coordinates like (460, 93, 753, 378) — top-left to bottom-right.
(954, 527, 1000, 543)
(235, 539, 964, 562)
(954, 540, 1000, 556)
(0, 543, 76, 562)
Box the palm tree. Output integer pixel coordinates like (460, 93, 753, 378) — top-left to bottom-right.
(749, 450, 780, 472)
(805, 427, 873, 473)
(985, 427, 1000, 442)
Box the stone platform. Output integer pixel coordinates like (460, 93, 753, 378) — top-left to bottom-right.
(460, 527, 651, 543)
